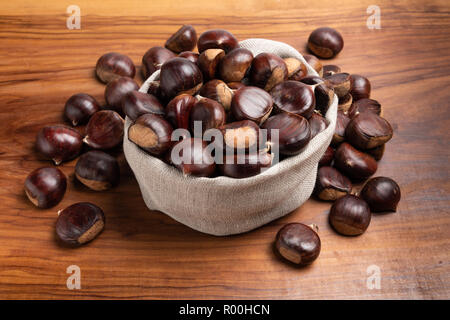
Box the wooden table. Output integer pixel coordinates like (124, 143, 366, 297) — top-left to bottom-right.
(0, 0, 449, 299)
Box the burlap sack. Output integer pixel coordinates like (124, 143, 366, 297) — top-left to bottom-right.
(123, 39, 338, 236)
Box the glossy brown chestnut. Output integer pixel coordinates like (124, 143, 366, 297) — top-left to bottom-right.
(165, 25, 197, 53)
(249, 53, 288, 91)
(314, 166, 352, 201)
(319, 146, 334, 167)
(64, 93, 100, 126)
(350, 74, 371, 101)
(303, 54, 323, 76)
(308, 112, 328, 138)
(75, 151, 120, 191)
(199, 79, 233, 111)
(334, 142, 378, 181)
(220, 150, 272, 179)
(366, 144, 385, 161)
(348, 98, 382, 119)
(275, 223, 321, 266)
(170, 138, 216, 177)
(325, 72, 351, 98)
(190, 97, 226, 134)
(338, 93, 353, 112)
(219, 48, 254, 83)
(261, 113, 311, 156)
(322, 64, 341, 77)
(345, 113, 393, 150)
(122, 90, 165, 121)
(159, 57, 203, 99)
(165, 94, 196, 130)
(299, 75, 324, 85)
(197, 29, 239, 53)
(270, 81, 315, 119)
(308, 27, 344, 59)
(332, 110, 350, 146)
(283, 57, 307, 81)
(360, 177, 401, 212)
(218, 120, 260, 151)
(56, 202, 105, 246)
(198, 49, 225, 80)
(231, 86, 273, 125)
(36, 125, 83, 165)
(95, 52, 136, 83)
(178, 51, 199, 64)
(104, 77, 139, 113)
(24, 167, 67, 208)
(128, 114, 174, 156)
(142, 46, 176, 79)
(84, 110, 124, 149)
(329, 194, 371, 236)
(314, 83, 335, 115)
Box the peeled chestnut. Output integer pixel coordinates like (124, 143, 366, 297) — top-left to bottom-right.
(160, 57, 203, 99)
(329, 194, 371, 236)
(219, 48, 254, 83)
(308, 112, 328, 138)
(165, 25, 197, 53)
(303, 54, 323, 76)
(178, 51, 199, 64)
(338, 93, 353, 112)
(190, 97, 226, 134)
(348, 98, 382, 119)
(360, 177, 401, 213)
(366, 144, 385, 161)
(170, 138, 216, 177)
(95, 52, 136, 83)
(249, 53, 288, 91)
(325, 72, 351, 98)
(64, 93, 100, 126)
(105, 77, 139, 113)
(332, 110, 350, 146)
(220, 150, 272, 179)
(24, 167, 67, 208)
(75, 151, 120, 191)
(283, 57, 307, 81)
(84, 110, 124, 149)
(142, 46, 176, 79)
(308, 27, 344, 59)
(231, 86, 273, 125)
(166, 94, 196, 130)
(218, 120, 260, 151)
(314, 166, 352, 201)
(197, 29, 239, 53)
(122, 90, 165, 121)
(262, 113, 311, 156)
(275, 223, 321, 266)
(56, 202, 105, 246)
(199, 79, 233, 111)
(322, 64, 341, 77)
(350, 74, 371, 101)
(334, 142, 377, 181)
(319, 146, 334, 167)
(128, 114, 173, 156)
(271, 81, 315, 119)
(36, 125, 83, 165)
(198, 49, 225, 80)
(345, 113, 393, 150)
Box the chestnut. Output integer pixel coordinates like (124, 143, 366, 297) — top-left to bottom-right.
(270, 81, 315, 119)
(75, 151, 120, 191)
(307, 27, 344, 59)
(319, 146, 334, 167)
(299, 75, 324, 85)
(178, 51, 199, 64)
(147, 80, 162, 99)
(142, 46, 176, 79)
(104, 77, 139, 113)
(275, 223, 321, 266)
(332, 109, 350, 146)
(348, 98, 382, 119)
(36, 125, 83, 165)
(227, 82, 246, 90)
(166, 94, 196, 130)
(165, 25, 197, 53)
(122, 90, 165, 121)
(199, 79, 233, 111)
(322, 64, 341, 77)
(308, 112, 328, 138)
(218, 120, 260, 151)
(220, 150, 272, 179)
(324, 72, 351, 98)
(84, 110, 124, 149)
(284, 57, 307, 81)
(350, 74, 371, 101)
(170, 138, 216, 177)
(366, 144, 385, 161)
(334, 142, 378, 181)
(24, 167, 67, 208)
(160, 57, 203, 99)
(198, 49, 225, 80)
(197, 29, 239, 53)
(95, 52, 136, 83)
(64, 93, 100, 126)
(314, 166, 352, 201)
(231, 86, 273, 125)
(56, 202, 105, 246)
(329, 194, 371, 236)
(249, 53, 288, 91)
(338, 93, 353, 112)
(314, 82, 335, 115)
(261, 113, 311, 156)
(303, 54, 323, 76)
(128, 114, 173, 156)
(345, 113, 393, 150)
(218, 48, 254, 83)
(360, 177, 401, 212)
(190, 97, 226, 134)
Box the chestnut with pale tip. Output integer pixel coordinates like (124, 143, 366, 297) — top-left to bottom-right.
(360, 177, 401, 212)
(198, 49, 225, 80)
(165, 25, 197, 53)
(64, 93, 100, 126)
(197, 29, 239, 53)
(231, 86, 273, 125)
(314, 166, 352, 201)
(84, 110, 124, 150)
(284, 57, 307, 81)
(75, 151, 120, 191)
(199, 79, 233, 111)
(218, 120, 260, 151)
(329, 194, 371, 236)
(249, 53, 288, 91)
(303, 54, 323, 76)
(218, 48, 254, 83)
(324, 72, 351, 98)
(338, 93, 353, 112)
(308, 27, 344, 58)
(345, 113, 393, 150)
(159, 57, 203, 99)
(24, 167, 67, 209)
(334, 142, 378, 181)
(96, 52, 136, 83)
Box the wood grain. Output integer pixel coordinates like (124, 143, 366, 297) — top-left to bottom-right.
(0, 0, 449, 299)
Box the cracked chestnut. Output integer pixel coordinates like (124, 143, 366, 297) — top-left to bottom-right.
(24, 167, 67, 208)
(84, 110, 124, 149)
(314, 166, 352, 201)
(360, 177, 401, 212)
(165, 25, 197, 53)
(345, 113, 393, 150)
(96, 52, 136, 83)
(271, 81, 315, 119)
(160, 57, 203, 99)
(329, 194, 371, 236)
(75, 150, 120, 191)
(308, 27, 344, 58)
(334, 142, 378, 181)
(249, 53, 288, 91)
(197, 29, 239, 53)
(122, 90, 165, 121)
(64, 93, 100, 126)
